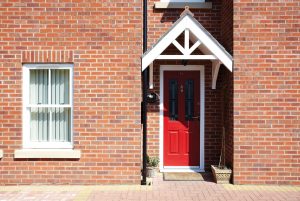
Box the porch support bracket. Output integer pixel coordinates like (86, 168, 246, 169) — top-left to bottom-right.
(212, 61, 221, 89)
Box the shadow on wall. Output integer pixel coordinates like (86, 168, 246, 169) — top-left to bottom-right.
(151, 0, 216, 24)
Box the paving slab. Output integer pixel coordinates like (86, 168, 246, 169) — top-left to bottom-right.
(0, 173, 299, 201)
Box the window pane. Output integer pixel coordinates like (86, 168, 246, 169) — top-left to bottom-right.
(51, 107, 71, 142)
(185, 80, 194, 120)
(30, 70, 48, 104)
(169, 79, 178, 120)
(30, 107, 49, 141)
(51, 69, 69, 104)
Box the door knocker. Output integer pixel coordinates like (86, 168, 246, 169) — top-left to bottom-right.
(180, 84, 183, 93)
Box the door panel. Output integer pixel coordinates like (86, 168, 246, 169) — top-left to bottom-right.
(169, 131, 179, 154)
(164, 71, 200, 166)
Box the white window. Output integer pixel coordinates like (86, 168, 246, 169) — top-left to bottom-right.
(23, 64, 73, 149)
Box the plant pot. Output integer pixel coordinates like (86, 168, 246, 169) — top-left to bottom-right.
(146, 167, 157, 178)
(211, 165, 232, 184)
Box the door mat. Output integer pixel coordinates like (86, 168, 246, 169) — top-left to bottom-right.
(163, 172, 213, 181)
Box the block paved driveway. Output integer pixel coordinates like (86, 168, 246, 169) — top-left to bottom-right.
(0, 174, 299, 201)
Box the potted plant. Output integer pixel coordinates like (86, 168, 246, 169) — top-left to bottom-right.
(211, 127, 232, 184)
(146, 155, 159, 178)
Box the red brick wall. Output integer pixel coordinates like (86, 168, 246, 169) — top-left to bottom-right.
(220, 0, 234, 171)
(221, 0, 233, 55)
(146, 0, 225, 170)
(233, 0, 300, 185)
(147, 1, 222, 49)
(0, 1, 142, 184)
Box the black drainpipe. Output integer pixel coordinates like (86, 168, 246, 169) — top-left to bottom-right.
(141, 0, 148, 185)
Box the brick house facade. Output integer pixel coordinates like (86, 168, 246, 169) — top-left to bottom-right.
(233, 0, 300, 185)
(0, 0, 299, 185)
(0, 0, 142, 184)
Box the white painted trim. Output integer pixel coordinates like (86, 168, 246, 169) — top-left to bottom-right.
(188, 40, 201, 55)
(212, 61, 221, 89)
(0, 149, 3, 158)
(159, 65, 205, 172)
(14, 149, 81, 159)
(22, 64, 74, 149)
(25, 64, 72, 70)
(172, 40, 186, 55)
(142, 14, 232, 72)
(164, 166, 199, 168)
(142, 17, 188, 70)
(27, 105, 72, 108)
(149, 63, 154, 89)
(161, 166, 204, 173)
(156, 55, 217, 60)
(22, 66, 29, 149)
(184, 29, 189, 53)
(186, 16, 232, 71)
(155, 2, 212, 9)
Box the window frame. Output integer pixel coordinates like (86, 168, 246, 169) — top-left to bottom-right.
(23, 64, 73, 149)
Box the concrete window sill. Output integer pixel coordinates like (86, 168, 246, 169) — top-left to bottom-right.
(14, 149, 81, 159)
(0, 149, 3, 158)
(154, 2, 212, 9)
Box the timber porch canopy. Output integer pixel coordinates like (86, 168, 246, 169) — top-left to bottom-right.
(141, 8, 233, 89)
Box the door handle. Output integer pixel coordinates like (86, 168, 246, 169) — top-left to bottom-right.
(191, 116, 200, 120)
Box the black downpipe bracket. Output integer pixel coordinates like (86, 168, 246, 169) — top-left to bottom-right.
(141, 0, 148, 185)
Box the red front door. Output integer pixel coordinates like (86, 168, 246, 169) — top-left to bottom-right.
(164, 71, 200, 166)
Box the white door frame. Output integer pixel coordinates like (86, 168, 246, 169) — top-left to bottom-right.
(159, 65, 205, 172)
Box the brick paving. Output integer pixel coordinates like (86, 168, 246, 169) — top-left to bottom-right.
(0, 174, 299, 201)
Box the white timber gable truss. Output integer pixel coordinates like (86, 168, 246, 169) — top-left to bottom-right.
(142, 8, 233, 89)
